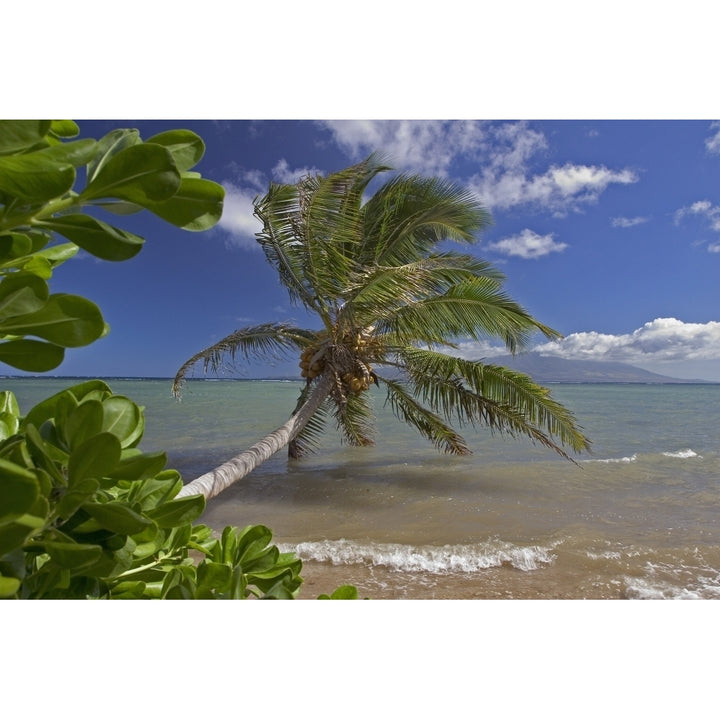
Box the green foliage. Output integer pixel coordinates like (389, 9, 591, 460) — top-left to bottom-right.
(0, 382, 303, 599)
(0, 119, 356, 600)
(317, 584, 362, 599)
(0, 120, 225, 372)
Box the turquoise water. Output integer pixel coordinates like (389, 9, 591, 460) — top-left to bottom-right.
(5, 377, 720, 599)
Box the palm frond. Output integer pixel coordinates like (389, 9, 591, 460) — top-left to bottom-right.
(254, 183, 318, 309)
(173, 322, 314, 396)
(360, 175, 492, 266)
(344, 253, 505, 323)
(396, 347, 591, 458)
(378, 375, 471, 455)
(374, 276, 561, 353)
(254, 155, 393, 319)
(331, 385, 375, 448)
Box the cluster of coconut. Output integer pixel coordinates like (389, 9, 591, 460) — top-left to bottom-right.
(299, 346, 326, 380)
(341, 366, 373, 394)
(341, 328, 377, 394)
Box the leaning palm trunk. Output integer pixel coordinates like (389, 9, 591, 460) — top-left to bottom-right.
(176, 374, 333, 500)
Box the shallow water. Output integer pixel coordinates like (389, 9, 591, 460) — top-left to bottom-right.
(5, 378, 720, 599)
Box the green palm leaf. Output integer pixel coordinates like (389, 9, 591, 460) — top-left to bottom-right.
(378, 375, 471, 455)
(172, 322, 314, 396)
(396, 347, 591, 457)
(375, 276, 560, 353)
(360, 174, 492, 265)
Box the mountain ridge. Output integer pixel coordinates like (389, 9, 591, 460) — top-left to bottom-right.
(486, 353, 713, 384)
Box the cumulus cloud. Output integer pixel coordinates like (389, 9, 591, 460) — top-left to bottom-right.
(468, 161, 638, 215)
(535, 318, 720, 363)
(611, 216, 649, 228)
(487, 229, 568, 259)
(705, 121, 720, 154)
(451, 319, 720, 373)
(320, 120, 638, 216)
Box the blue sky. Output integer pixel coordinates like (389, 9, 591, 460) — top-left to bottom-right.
(31, 119, 720, 381)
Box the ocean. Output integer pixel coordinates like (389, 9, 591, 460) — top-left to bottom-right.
(5, 377, 720, 599)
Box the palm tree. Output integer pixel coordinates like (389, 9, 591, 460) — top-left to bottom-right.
(173, 155, 590, 500)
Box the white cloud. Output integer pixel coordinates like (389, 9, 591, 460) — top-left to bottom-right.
(705, 121, 720, 154)
(319, 120, 487, 177)
(535, 318, 720, 363)
(469, 162, 638, 215)
(675, 199, 720, 233)
(611, 216, 649, 228)
(217, 182, 262, 249)
(321, 120, 639, 216)
(487, 229, 568, 259)
(452, 318, 720, 378)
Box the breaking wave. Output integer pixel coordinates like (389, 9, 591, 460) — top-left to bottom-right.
(282, 538, 557, 574)
(662, 448, 701, 459)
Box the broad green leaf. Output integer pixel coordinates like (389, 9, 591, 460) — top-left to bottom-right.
(0, 339, 64, 372)
(68, 432, 122, 482)
(49, 120, 80, 138)
(0, 152, 75, 201)
(101, 395, 144, 448)
(41, 541, 103, 569)
(81, 501, 152, 535)
(0, 273, 49, 321)
(0, 120, 51, 155)
(146, 130, 205, 172)
(0, 574, 20, 597)
(81, 143, 180, 205)
(56, 477, 100, 521)
(42, 139, 98, 168)
(86, 129, 141, 184)
(0, 293, 104, 347)
(105, 450, 167, 481)
(110, 580, 146, 598)
(0, 391, 20, 418)
(0, 233, 34, 262)
(145, 494, 205, 528)
(24, 424, 67, 485)
(38, 215, 145, 261)
(11, 255, 52, 279)
(65, 400, 104, 450)
(25, 242, 80, 268)
(145, 177, 224, 231)
(22, 380, 111, 431)
(0, 458, 39, 517)
(0, 522, 35, 557)
(318, 584, 359, 599)
(196, 560, 232, 593)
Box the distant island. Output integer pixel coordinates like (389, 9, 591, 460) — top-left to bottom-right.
(487, 352, 713, 384)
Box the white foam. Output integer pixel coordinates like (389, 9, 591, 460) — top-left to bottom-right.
(282, 538, 557, 574)
(662, 448, 700, 459)
(588, 454, 638, 464)
(622, 577, 702, 600)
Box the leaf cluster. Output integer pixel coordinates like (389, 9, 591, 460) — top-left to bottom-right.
(0, 381, 303, 599)
(0, 120, 224, 372)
